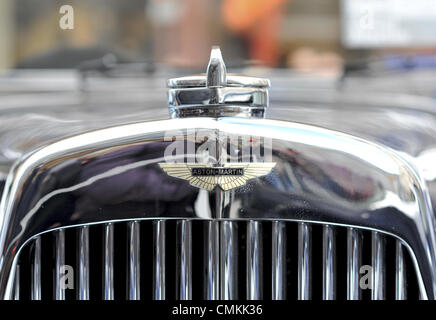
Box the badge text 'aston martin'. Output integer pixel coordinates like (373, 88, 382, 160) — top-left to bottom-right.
(159, 162, 276, 191)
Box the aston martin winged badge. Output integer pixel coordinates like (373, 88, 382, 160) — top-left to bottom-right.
(159, 163, 276, 191)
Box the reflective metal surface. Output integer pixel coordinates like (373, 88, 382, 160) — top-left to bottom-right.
(206, 47, 227, 88)
(13, 265, 19, 300)
(0, 117, 435, 299)
(128, 221, 140, 300)
(220, 221, 238, 300)
(78, 226, 89, 300)
(31, 237, 41, 300)
(168, 47, 269, 119)
(298, 223, 311, 300)
(247, 220, 262, 300)
(347, 228, 361, 300)
(322, 225, 336, 300)
(153, 220, 166, 300)
(271, 221, 286, 300)
(371, 232, 385, 300)
(104, 223, 114, 300)
(396, 240, 407, 300)
(168, 74, 270, 89)
(206, 220, 219, 300)
(55, 229, 65, 301)
(177, 220, 192, 300)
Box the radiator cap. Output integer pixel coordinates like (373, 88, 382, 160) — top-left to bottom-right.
(167, 46, 270, 119)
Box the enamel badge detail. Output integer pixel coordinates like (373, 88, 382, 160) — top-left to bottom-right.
(159, 162, 276, 191)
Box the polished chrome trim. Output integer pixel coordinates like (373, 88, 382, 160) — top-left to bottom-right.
(298, 222, 311, 300)
(168, 87, 268, 108)
(31, 237, 41, 300)
(104, 223, 114, 300)
(206, 46, 227, 88)
(13, 265, 19, 300)
(347, 228, 361, 300)
(272, 221, 286, 300)
(55, 229, 65, 300)
(206, 220, 219, 300)
(168, 47, 269, 118)
(153, 220, 166, 300)
(178, 220, 192, 300)
(322, 225, 336, 300)
(220, 221, 238, 300)
(396, 240, 407, 300)
(247, 220, 262, 300)
(168, 74, 270, 89)
(372, 232, 385, 300)
(128, 221, 140, 300)
(0, 117, 435, 299)
(169, 105, 266, 119)
(78, 226, 89, 300)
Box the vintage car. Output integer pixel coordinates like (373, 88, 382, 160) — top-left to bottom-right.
(0, 47, 435, 300)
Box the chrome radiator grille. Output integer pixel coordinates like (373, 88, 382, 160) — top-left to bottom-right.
(14, 220, 420, 300)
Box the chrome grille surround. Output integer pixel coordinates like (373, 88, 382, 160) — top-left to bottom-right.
(0, 117, 435, 299)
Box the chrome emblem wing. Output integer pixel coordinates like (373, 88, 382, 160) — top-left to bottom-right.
(159, 162, 276, 191)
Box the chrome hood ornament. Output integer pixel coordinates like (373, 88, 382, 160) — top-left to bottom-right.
(167, 46, 270, 119)
(162, 47, 276, 192)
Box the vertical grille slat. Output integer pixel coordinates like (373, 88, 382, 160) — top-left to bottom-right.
(128, 221, 140, 300)
(205, 220, 219, 300)
(271, 221, 286, 300)
(31, 237, 41, 300)
(371, 232, 386, 300)
(55, 229, 65, 301)
(13, 265, 20, 300)
(104, 223, 114, 300)
(78, 226, 90, 300)
(153, 220, 166, 300)
(15, 220, 422, 300)
(220, 221, 238, 300)
(395, 240, 407, 300)
(247, 220, 263, 300)
(322, 225, 336, 300)
(347, 228, 362, 300)
(177, 220, 192, 300)
(298, 222, 311, 300)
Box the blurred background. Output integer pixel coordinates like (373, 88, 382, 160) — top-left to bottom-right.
(0, 0, 436, 76)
